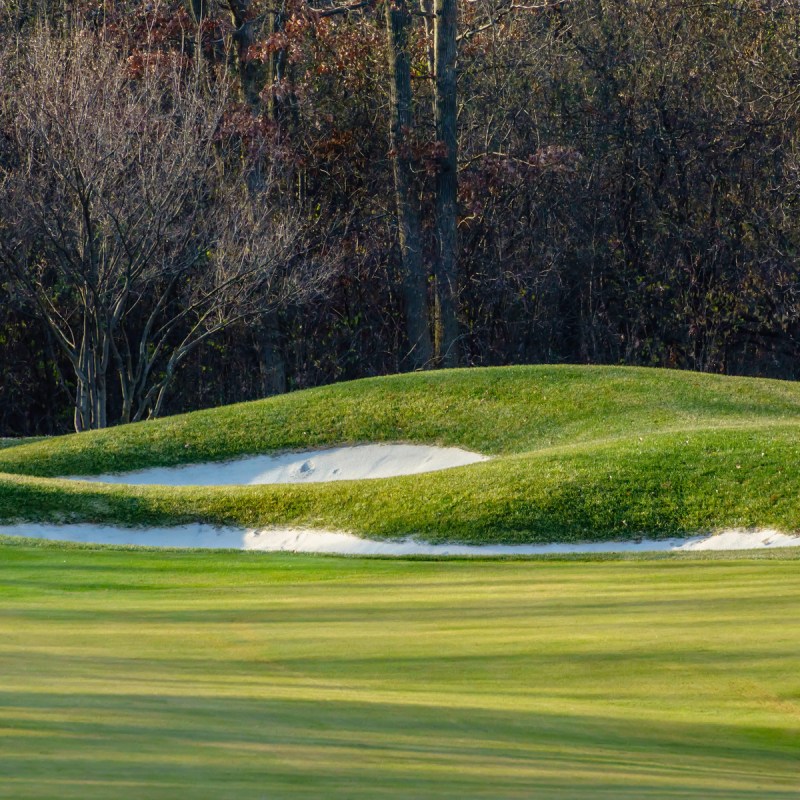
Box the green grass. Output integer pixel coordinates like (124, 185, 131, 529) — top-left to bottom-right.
(0, 437, 45, 450)
(3, 369, 799, 797)
(2, 365, 800, 541)
(0, 542, 798, 799)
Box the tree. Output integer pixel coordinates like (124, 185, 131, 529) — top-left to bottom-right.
(0, 29, 315, 430)
(385, 0, 434, 368)
(433, 0, 459, 365)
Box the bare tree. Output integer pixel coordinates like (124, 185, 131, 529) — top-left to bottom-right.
(0, 29, 318, 430)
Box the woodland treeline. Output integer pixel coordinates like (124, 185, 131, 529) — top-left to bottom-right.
(1, 0, 800, 434)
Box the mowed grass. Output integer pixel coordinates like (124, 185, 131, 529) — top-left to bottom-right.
(0, 542, 798, 799)
(2, 365, 800, 541)
(4, 369, 799, 800)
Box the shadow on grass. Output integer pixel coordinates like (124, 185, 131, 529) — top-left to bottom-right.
(0, 690, 797, 799)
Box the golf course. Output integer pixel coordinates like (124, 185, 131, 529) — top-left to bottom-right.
(1, 365, 800, 797)
(4, 365, 800, 540)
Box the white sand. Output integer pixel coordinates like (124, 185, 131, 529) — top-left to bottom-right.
(1, 523, 798, 555)
(673, 528, 800, 551)
(65, 444, 488, 486)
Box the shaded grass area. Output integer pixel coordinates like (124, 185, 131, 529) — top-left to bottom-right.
(0, 543, 798, 798)
(0, 437, 45, 451)
(2, 366, 800, 541)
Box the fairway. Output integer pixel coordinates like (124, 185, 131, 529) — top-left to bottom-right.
(1, 543, 798, 799)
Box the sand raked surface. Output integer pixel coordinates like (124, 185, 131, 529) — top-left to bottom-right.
(66, 443, 489, 485)
(1, 522, 799, 555)
(4, 442, 797, 554)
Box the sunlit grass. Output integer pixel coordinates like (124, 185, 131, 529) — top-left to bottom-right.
(1, 366, 800, 541)
(0, 543, 798, 799)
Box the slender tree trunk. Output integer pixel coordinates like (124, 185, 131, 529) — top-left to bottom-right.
(185, 0, 207, 23)
(117, 344, 133, 425)
(420, 0, 435, 85)
(258, 309, 287, 395)
(434, 0, 459, 366)
(74, 374, 87, 432)
(386, 0, 434, 369)
(226, 0, 267, 110)
(258, 2, 290, 394)
(96, 331, 109, 429)
(221, 0, 289, 395)
(266, 1, 288, 122)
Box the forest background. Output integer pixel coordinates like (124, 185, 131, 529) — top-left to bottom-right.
(2, 0, 799, 434)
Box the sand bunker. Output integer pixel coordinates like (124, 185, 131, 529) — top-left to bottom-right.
(66, 444, 488, 486)
(1, 524, 799, 555)
(672, 528, 799, 551)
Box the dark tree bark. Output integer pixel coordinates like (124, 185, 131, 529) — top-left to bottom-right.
(222, 0, 290, 394)
(223, 0, 268, 109)
(185, 0, 208, 24)
(434, 0, 460, 366)
(385, 0, 434, 368)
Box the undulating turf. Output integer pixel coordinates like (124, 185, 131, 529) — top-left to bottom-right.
(3, 369, 798, 797)
(0, 542, 798, 799)
(2, 365, 800, 542)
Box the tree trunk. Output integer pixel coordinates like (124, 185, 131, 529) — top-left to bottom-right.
(266, 2, 288, 123)
(385, 0, 434, 369)
(227, 0, 268, 110)
(434, 0, 460, 367)
(259, 310, 287, 395)
(223, 0, 290, 395)
(185, 0, 207, 23)
(420, 0, 435, 81)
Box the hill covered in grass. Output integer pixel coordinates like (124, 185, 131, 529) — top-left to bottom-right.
(2, 365, 800, 543)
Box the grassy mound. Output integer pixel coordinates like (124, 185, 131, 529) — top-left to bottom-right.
(2, 365, 800, 542)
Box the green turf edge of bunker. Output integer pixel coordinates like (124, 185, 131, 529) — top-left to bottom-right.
(2, 365, 800, 543)
(4, 364, 800, 477)
(2, 423, 800, 543)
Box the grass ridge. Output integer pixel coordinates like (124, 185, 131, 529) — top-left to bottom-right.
(2, 365, 800, 542)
